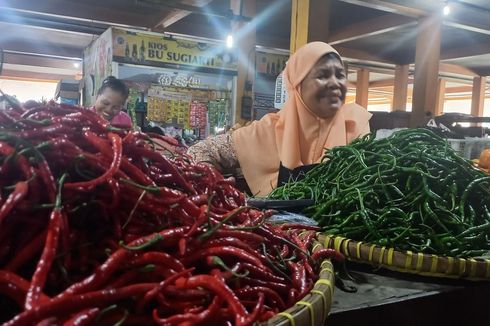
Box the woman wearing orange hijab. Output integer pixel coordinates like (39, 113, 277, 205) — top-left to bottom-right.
(187, 42, 372, 196)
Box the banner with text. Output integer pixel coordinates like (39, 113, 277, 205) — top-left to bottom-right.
(112, 28, 237, 72)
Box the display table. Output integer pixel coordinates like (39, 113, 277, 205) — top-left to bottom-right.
(329, 262, 490, 325)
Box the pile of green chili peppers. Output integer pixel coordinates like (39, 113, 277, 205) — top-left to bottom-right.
(269, 128, 490, 258)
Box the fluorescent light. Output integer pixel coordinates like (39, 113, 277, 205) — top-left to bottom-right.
(226, 34, 234, 48)
(443, 4, 450, 16)
(73, 62, 80, 68)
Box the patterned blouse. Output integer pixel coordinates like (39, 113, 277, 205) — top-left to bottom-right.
(187, 133, 242, 176)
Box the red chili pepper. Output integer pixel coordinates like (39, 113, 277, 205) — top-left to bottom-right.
(234, 262, 286, 283)
(36, 160, 56, 202)
(249, 293, 266, 323)
(0, 270, 49, 307)
(6, 283, 158, 325)
(105, 269, 139, 289)
(287, 288, 299, 306)
(235, 286, 286, 311)
(212, 229, 266, 245)
(53, 112, 84, 126)
(311, 248, 345, 262)
(175, 274, 249, 326)
(161, 285, 209, 301)
(183, 246, 267, 269)
(129, 252, 185, 272)
(0, 141, 33, 178)
(201, 238, 269, 265)
(34, 317, 58, 326)
(137, 268, 194, 314)
(125, 145, 196, 194)
(61, 227, 187, 296)
(65, 132, 122, 190)
(62, 308, 100, 326)
(146, 132, 182, 147)
(241, 277, 289, 295)
(18, 123, 74, 138)
(76, 108, 112, 131)
(25, 204, 64, 309)
(153, 295, 222, 325)
(0, 109, 21, 125)
(5, 230, 46, 271)
(0, 181, 29, 227)
(185, 205, 208, 237)
(105, 178, 120, 209)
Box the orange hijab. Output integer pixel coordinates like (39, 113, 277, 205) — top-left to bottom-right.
(232, 42, 372, 196)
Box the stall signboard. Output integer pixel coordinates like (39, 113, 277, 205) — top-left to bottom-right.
(83, 28, 113, 106)
(111, 28, 238, 73)
(255, 51, 289, 77)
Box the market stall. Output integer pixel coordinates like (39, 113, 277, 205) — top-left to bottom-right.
(253, 49, 289, 118)
(83, 27, 237, 140)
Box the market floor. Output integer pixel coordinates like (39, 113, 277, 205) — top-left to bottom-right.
(328, 262, 490, 326)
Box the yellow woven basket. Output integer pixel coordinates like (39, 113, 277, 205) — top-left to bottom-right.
(320, 234, 490, 281)
(267, 238, 335, 326)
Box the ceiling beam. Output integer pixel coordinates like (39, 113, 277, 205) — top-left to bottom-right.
(441, 43, 490, 61)
(443, 1, 490, 36)
(439, 62, 477, 76)
(370, 77, 413, 88)
(445, 85, 473, 94)
(137, 0, 250, 22)
(445, 20, 490, 36)
(153, 0, 214, 30)
(336, 46, 394, 64)
(0, 1, 149, 30)
(3, 52, 81, 70)
(0, 69, 79, 82)
(0, 40, 83, 59)
(336, 0, 426, 18)
(338, 0, 490, 37)
(328, 14, 415, 45)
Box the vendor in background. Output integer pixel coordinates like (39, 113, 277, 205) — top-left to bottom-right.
(187, 42, 372, 196)
(93, 76, 132, 128)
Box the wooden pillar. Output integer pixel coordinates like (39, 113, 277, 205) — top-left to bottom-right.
(231, 0, 255, 124)
(356, 69, 369, 108)
(290, 0, 330, 53)
(471, 76, 486, 117)
(434, 78, 446, 116)
(410, 15, 442, 127)
(392, 64, 409, 111)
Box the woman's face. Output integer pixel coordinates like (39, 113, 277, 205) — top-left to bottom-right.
(94, 88, 127, 121)
(300, 55, 347, 119)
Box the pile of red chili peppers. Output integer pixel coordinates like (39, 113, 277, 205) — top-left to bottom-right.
(0, 101, 342, 325)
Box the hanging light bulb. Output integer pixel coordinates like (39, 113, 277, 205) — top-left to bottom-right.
(226, 33, 234, 48)
(443, 2, 451, 16)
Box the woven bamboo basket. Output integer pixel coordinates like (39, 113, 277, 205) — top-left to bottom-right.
(319, 234, 490, 281)
(267, 237, 335, 326)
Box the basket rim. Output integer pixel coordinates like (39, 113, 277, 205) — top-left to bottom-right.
(266, 237, 335, 326)
(320, 234, 490, 281)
